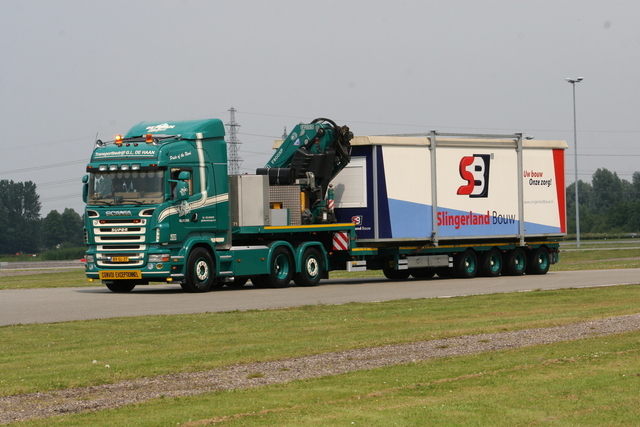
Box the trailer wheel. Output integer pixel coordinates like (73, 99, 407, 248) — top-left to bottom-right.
(504, 248, 527, 276)
(453, 249, 478, 278)
(261, 246, 293, 288)
(294, 247, 323, 287)
(479, 248, 502, 277)
(526, 247, 550, 275)
(104, 280, 136, 293)
(383, 267, 411, 280)
(410, 268, 436, 279)
(182, 247, 216, 293)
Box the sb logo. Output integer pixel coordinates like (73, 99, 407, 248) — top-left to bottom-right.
(457, 154, 491, 198)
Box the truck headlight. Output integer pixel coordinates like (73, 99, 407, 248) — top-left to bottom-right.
(148, 254, 170, 263)
(85, 254, 95, 263)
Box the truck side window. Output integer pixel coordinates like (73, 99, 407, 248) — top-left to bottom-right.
(170, 168, 194, 199)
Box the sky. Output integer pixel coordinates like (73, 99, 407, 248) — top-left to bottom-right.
(1, 0, 639, 217)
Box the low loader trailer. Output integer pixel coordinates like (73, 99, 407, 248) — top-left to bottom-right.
(82, 118, 566, 292)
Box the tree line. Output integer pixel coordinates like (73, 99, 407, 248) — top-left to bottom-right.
(566, 169, 640, 235)
(1, 170, 639, 254)
(0, 180, 83, 254)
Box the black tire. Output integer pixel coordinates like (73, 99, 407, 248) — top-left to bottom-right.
(104, 280, 136, 293)
(504, 248, 527, 276)
(479, 248, 503, 277)
(453, 249, 478, 278)
(294, 247, 324, 287)
(261, 246, 293, 288)
(181, 247, 216, 292)
(226, 277, 248, 288)
(410, 268, 436, 279)
(526, 247, 550, 275)
(382, 267, 411, 280)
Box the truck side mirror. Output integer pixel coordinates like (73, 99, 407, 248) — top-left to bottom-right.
(175, 181, 189, 201)
(170, 171, 191, 201)
(82, 175, 89, 203)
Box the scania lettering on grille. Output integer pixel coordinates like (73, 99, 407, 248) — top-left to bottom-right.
(111, 228, 128, 232)
(105, 210, 132, 216)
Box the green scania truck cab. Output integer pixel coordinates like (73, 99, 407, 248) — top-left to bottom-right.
(83, 118, 355, 292)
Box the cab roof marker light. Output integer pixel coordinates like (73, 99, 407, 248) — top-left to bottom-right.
(115, 135, 123, 147)
(146, 134, 154, 144)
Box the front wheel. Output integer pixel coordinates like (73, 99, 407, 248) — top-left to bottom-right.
(294, 247, 324, 287)
(261, 246, 293, 288)
(104, 280, 136, 293)
(182, 247, 216, 292)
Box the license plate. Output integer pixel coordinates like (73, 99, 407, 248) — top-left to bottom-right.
(111, 256, 130, 263)
(99, 270, 142, 280)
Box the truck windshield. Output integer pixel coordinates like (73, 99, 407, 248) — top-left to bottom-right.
(87, 170, 165, 206)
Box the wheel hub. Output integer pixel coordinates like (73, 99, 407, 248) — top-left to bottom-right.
(196, 260, 209, 281)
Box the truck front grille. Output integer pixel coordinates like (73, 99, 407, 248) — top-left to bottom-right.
(91, 217, 149, 265)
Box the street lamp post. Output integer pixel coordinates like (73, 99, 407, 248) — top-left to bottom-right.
(566, 77, 583, 248)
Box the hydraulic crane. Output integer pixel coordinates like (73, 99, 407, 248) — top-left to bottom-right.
(258, 118, 353, 223)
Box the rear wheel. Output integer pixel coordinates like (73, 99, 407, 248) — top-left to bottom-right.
(261, 246, 293, 288)
(294, 247, 324, 287)
(104, 280, 136, 293)
(526, 247, 550, 275)
(504, 248, 527, 276)
(182, 247, 216, 292)
(479, 248, 502, 277)
(453, 249, 478, 278)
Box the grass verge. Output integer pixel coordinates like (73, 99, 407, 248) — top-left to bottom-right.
(554, 248, 640, 271)
(0, 270, 97, 290)
(1, 285, 639, 397)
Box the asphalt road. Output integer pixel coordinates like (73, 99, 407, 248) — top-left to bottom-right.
(1, 269, 639, 326)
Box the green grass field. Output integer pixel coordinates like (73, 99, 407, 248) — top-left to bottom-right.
(2, 285, 640, 426)
(23, 332, 640, 427)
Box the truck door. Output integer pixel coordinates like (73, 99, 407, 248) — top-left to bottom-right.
(168, 167, 203, 241)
